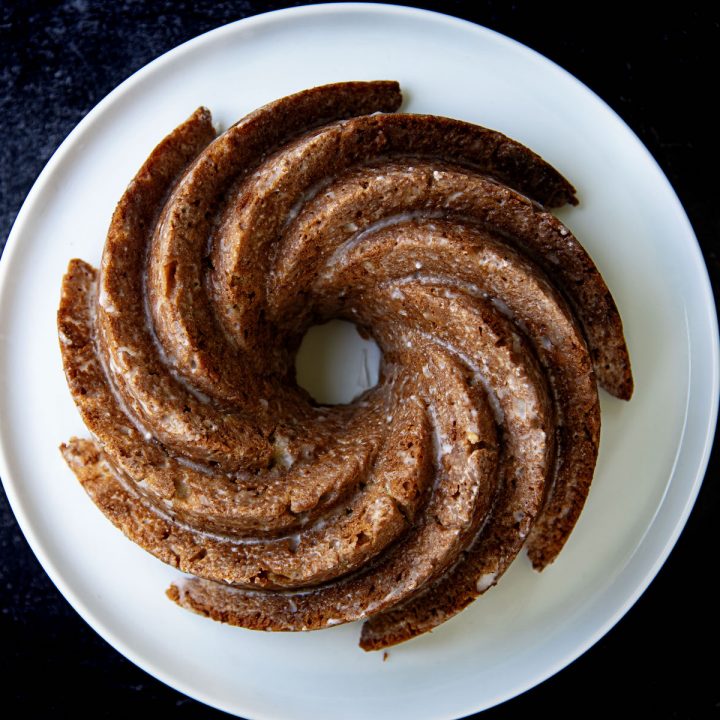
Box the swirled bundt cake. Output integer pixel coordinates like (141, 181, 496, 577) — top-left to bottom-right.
(58, 81, 632, 650)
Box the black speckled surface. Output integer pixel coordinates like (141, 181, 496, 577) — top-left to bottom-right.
(1, 2, 718, 717)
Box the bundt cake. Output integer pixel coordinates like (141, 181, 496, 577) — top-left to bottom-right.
(57, 81, 633, 650)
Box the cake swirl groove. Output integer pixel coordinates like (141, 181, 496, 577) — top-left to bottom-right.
(58, 81, 632, 650)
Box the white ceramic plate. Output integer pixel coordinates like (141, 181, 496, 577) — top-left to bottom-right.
(1, 4, 717, 718)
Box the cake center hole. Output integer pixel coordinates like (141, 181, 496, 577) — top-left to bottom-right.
(295, 320, 382, 405)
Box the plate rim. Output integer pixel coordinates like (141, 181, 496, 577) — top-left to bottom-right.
(1, 3, 718, 718)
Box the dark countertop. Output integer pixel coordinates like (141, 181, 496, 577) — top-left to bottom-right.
(1, 2, 718, 717)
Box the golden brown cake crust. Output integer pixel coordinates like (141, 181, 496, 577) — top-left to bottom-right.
(58, 81, 630, 650)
